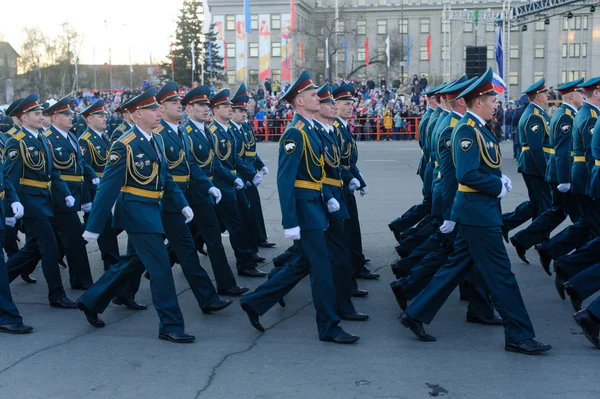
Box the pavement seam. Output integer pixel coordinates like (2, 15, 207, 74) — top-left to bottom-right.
(193, 301, 313, 399)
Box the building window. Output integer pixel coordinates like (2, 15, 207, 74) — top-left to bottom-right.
(463, 46, 467, 60)
(316, 0, 323, 6)
(379, 0, 386, 4)
(337, 21, 345, 33)
(562, 43, 568, 57)
(464, 22, 473, 32)
(249, 70, 259, 84)
(581, 70, 586, 79)
(339, 49, 345, 63)
(564, 16, 582, 30)
(357, 20, 366, 35)
(442, 21, 450, 33)
(272, 14, 281, 30)
(487, 45, 494, 60)
(575, 16, 582, 29)
(226, 43, 236, 58)
(583, 15, 589, 30)
(357, 0, 366, 5)
(582, 43, 587, 57)
(226, 15, 235, 31)
(569, 70, 580, 81)
(251, 15, 258, 31)
(272, 69, 282, 83)
(535, 44, 544, 58)
(441, 49, 449, 61)
(377, 20, 387, 35)
(420, 19, 430, 34)
(317, 48, 325, 61)
(485, 23, 495, 32)
(399, 19, 408, 34)
(534, 71, 544, 82)
(561, 71, 567, 83)
(569, 43, 580, 57)
(357, 48, 366, 61)
(227, 70, 236, 84)
(272, 42, 281, 57)
(535, 20, 545, 31)
(510, 45, 519, 59)
(249, 42, 259, 58)
(420, 46, 428, 60)
(509, 72, 518, 86)
(377, 47, 386, 58)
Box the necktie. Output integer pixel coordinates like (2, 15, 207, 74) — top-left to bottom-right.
(101, 133, 110, 146)
(150, 136, 161, 162)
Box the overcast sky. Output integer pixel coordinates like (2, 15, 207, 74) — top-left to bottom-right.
(0, 0, 200, 66)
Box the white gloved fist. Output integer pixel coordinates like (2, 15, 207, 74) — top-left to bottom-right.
(348, 178, 360, 191)
(261, 166, 269, 175)
(81, 202, 92, 213)
(82, 230, 100, 243)
(497, 183, 507, 199)
(360, 186, 369, 196)
(252, 173, 263, 187)
(284, 226, 301, 240)
(234, 178, 244, 190)
(92, 177, 100, 185)
(501, 174, 512, 192)
(5, 217, 16, 227)
(208, 187, 222, 204)
(557, 183, 571, 193)
(439, 220, 456, 234)
(10, 202, 24, 219)
(327, 198, 340, 213)
(65, 196, 75, 208)
(182, 206, 194, 223)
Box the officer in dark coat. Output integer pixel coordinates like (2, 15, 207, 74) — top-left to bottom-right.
(240, 71, 359, 344)
(400, 68, 552, 355)
(110, 100, 134, 143)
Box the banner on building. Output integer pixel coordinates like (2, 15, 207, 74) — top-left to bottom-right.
(259, 14, 271, 81)
(213, 16, 225, 67)
(281, 13, 292, 81)
(235, 15, 248, 82)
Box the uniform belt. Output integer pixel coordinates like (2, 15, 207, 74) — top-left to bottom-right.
(20, 178, 51, 189)
(574, 156, 586, 162)
(96, 172, 103, 178)
(522, 146, 529, 150)
(342, 165, 350, 170)
(294, 180, 322, 191)
(458, 184, 479, 193)
(323, 177, 343, 188)
(61, 174, 84, 183)
(245, 151, 257, 157)
(120, 186, 164, 199)
(0, 191, 4, 200)
(521, 146, 554, 154)
(172, 175, 190, 183)
(229, 169, 237, 175)
(596, 160, 600, 166)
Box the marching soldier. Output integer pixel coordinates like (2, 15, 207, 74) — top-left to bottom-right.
(5, 94, 78, 309)
(79, 100, 121, 270)
(240, 71, 359, 344)
(207, 89, 265, 277)
(400, 68, 552, 355)
(181, 85, 249, 296)
(77, 88, 196, 343)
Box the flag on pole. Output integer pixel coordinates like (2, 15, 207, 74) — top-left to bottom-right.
(149, 51, 153, 70)
(344, 35, 348, 71)
(492, 73, 506, 93)
(325, 37, 329, 69)
(426, 35, 431, 64)
(385, 35, 390, 67)
(244, 0, 252, 33)
(223, 40, 228, 69)
(474, 10, 480, 26)
(285, 38, 289, 68)
(495, 24, 504, 78)
(406, 36, 410, 66)
(291, 0, 296, 30)
(191, 40, 196, 71)
(208, 41, 213, 70)
(365, 37, 369, 67)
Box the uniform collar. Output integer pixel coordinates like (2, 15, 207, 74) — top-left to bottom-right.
(230, 120, 243, 130)
(587, 101, 600, 114)
(466, 111, 486, 126)
(53, 125, 70, 138)
(531, 102, 547, 114)
(563, 102, 578, 114)
(189, 118, 206, 132)
(164, 120, 179, 133)
(23, 127, 39, 138)
(337, 117, 348, 128)
(215, 119, 229, 132)
(91, 128, 107, 138)
(452, 110, 464, 118)
(136, 125, 152, 141)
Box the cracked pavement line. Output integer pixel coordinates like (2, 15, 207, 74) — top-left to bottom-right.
(194, 301, 314, 399)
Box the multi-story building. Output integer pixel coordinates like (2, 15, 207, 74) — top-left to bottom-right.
(207, 0, 600, 96)
(0, 41, 19, 104)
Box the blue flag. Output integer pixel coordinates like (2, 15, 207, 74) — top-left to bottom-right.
(285, 38, 289, 68)
(244, 0, 252, 33)
(344, 36, 348, 71)
(495, 24, 503, 78)
(208, 41, 213, 70)
(406, 36, 410, 66)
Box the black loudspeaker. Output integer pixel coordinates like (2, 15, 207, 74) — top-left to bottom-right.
(465, 46, 487, 79)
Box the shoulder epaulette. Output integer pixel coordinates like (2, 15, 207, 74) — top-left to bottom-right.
(533, 108, 540, 116)
(117, 124, 126, 132)
(120, 131, 136, 145)
(449, 117, 458, 128)
(466, 119, 476, 128)
(43, 130, 52, 137)
(565, 108, 572, 116)
(332, 121, 340, 128)
(153, 124, 164, 134)
(294, 120, 305, 130)
(80, 132, 91, 141)
(591, 109, 598, 119)
(209, 124, 217, 133)
(13, 131, 26, 141)
(185, 124, 192, 133)
(6, 127, 18, 136)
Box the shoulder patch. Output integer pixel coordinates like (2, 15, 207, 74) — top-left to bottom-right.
(186, 125, 192, 133)
(81, 132, 91, 141)
(13, 131, 25, 141)
(117, 124, 126, 132)
(209, 124, 217, 133)
(459, 138, 473, 152)
(154, 124, 164, 134)
(294, 121, 305, 131)
(6, 127, 17, 136)
(283, 140, 297, 154)
(449, 117, 458, 128)
(565, 108, 572, 116)
(120, 132, 136, 145)
(332, 121, 339, 128)
(466, 119, 476, 128)
(533, 108, 540, 116)
(43, 130, 52, 137)
(530, 124, 540, 133)
(109, 150, 121, 164)
(591, 109, 598, 119)
(560, 123, 571, 134)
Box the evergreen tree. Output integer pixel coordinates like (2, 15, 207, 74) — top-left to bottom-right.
(201, 23, 225, 85)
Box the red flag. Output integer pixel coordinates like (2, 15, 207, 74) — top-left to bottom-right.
(291, 0, 296, 30)
(426, 35, 431, 64)
(365, 38, 369, 67)
(223, 40, 228, 69)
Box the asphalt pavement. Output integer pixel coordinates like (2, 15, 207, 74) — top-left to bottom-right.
(0, 140, 598, 399)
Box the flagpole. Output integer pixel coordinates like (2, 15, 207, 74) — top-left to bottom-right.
(129, 45, 133, 88)
(93, 46, 97, 90)
(334, 0, 339, 80)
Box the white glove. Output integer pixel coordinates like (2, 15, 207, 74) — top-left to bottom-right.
(92, 177, 100, 185)
(10, 202, 24, 219)
(284, 226, 301, 240)
(82, 230, 99, 243)
(497, 183, 507, 199)
(360, 186, 369, 196)
(81, 202, 92, 213)
(439, 220, 456, 234)
(557, 183, 571, 193)
(65, 196, 75, 208)
(327, 198, 340, 213)
(252, 173, 263, 186)
(208, 187, 222, 204)
(501, 174, 512, 192)
(348, 178, 360, 191)
(5, 217, 16, 227)
(234, 178, 244, 190)
(182, 206, 194, 223)
(261, 166, 269, 175)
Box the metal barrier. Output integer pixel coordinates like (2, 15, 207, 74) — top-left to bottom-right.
(251, 117, 421, 142)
